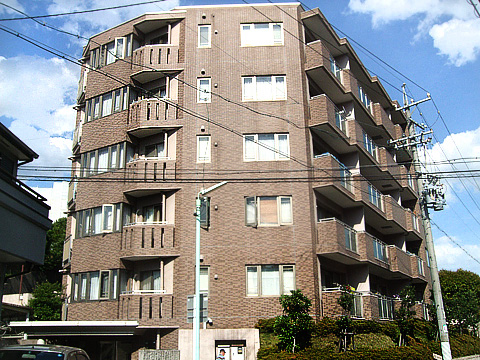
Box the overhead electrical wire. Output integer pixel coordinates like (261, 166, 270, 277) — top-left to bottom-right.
(0, 0, 170, 21)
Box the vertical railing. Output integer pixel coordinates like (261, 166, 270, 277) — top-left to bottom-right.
(373, 237, 388, 262)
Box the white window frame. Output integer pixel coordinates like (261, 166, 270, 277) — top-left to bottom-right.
(246, 264, 295, 297)
(197, 77, 211, 103)
(368, 183, 383, 210)
(241, 23, 284, 47)
(363, 131, 377, 160)
(200, 266, 209, 295)
(243, 133, 290, 161)
(102, 204, 114, 233)
(99, 270, 111, 299)
(245, 196, 293, 227)
(242, 75, 286, 101)
(198, 25, 211, 48)
(197, 135, 211, 163)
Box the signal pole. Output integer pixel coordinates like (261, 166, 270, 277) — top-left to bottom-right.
(393, 84, 451, 360)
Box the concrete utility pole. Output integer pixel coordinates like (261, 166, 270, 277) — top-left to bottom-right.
(400, 84, 452, 360)
(193, 181, 228, 360)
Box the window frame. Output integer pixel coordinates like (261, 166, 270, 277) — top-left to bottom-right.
(197, 77, 212, 103)
(197, 135, 211, 163)
(245, 196, 293, 227)
(198, 24, 212, 48)
(243, 133, 290, 161)
(240, 22, 284, 47)
(242, 75, 286, 101)
(246, 264, 295, 297)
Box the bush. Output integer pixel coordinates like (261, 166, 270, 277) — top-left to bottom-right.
(313, 317, 339, 337)
(355, 334, 395, 351)
(256, 318, 276, 333)
(257, 343, 433, 360)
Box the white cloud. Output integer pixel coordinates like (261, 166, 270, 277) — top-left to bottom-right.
(0, 0, 25, 15)
(348, 0, 480, 66)
(434, 235, 480, 273)
(0, 55, 76, 173)
(45, 0, 180, 43)
(422, 125, 480, 204)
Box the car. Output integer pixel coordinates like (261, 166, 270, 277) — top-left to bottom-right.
(0, 345, 90, 360)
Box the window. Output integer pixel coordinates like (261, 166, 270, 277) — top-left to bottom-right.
(197, 135, 211, 163)
(200, 266, 209, 294)
(145, 142, 165, 158)
(241, 23, 283, 46)
(73, 270, 118, 301)
(76, 203, 127, 238)
(417, 257, 425, 276)
(335, 109, 347, 133)
(85, 87, 129, 122)
(140, 270, 161, 292)
(368, 183, 383, 210)
(358, 86, 372, 113)
(242, 75, 286, 101)
(106, 42, 115, 65)
(344, 226, 356, 252)
(80, 142, 129, 176)
(245, 196, 293, 227)
(143, 204, 163, 223)
(197, 78, 211, 103)
(244, 133, 289, 161)
(198, 25, 211, 47)
(363, 131, 377, 160)
(246, 265, 294, 296)
(373, 238, 387, 262)
(330, 56, 342, 82)
(425, 248, 431, 268)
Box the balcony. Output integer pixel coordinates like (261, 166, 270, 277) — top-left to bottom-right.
(128, 98, 179, 137)
(406, 210, 423, 241)
(119, 292, 175, 326)
(384, 196, 407, 231)
(77, 69, 87, 102)
(316, 218, 360, 264)
(125, 158, 176, 184)
(121, 223, 177, 260)
(72, 123, 82, 150)
(411, 255, 426, 281)
(131, 45, 183, 83)
(305, 40, 350, 104)
(312, 154, 355, 207)
(372, 103, 397, 141)
(316, 219, 390, 271)
(387, 246, 413, 278)
(62, 235, 72, 268)
(399, 166, 418, 202)
(67, 178, 77, 208)
(322, 288, 364, 319)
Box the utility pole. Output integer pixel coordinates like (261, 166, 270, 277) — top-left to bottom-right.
(193, 181, 228, 360)
(395, 84, 452, 360)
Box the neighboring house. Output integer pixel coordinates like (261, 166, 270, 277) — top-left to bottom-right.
(0, 122, 51, 321)
(9, 3, 431, 360)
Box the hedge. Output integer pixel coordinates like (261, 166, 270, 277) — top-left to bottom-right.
(257, 343, 433, 360)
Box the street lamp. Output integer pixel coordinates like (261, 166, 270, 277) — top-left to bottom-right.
(193, 181, 228, 360)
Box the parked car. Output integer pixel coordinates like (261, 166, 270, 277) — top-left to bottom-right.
(0, 345, 90, 360)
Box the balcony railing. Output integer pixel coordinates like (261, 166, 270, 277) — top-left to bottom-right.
(313, 154, 354, 197)
(121, 223, 175, 256)
(316, 218, 359, 259)
(119, 293, 174, 323)
(132, 45, 182, 71)
(378, 296, 395, 320)
(384, 196, 407, 230)
(128, 98, 178, 129)
(67, 178, 77, 206)
(72, 123, 82, 149)
(62, 235, 72, 267)
(126, 158, 176, 182)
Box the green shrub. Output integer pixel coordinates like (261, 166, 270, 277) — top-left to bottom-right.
(355, 334, 395, 351)
(256, 318, 276, 333)
(310, 333, 337, 352)
(257, 343, 433, 360)
(450, 334, 480, 358)
(313, 317, 339, 337)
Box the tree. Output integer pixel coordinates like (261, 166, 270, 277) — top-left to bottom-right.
(274, 289, 313, 352)
(42, 217, 67, 272)
(28, 281, 63, 320)
(439, 269, 480, 334)
(336, 285, 355, 351)
(395, 285, 416, 345)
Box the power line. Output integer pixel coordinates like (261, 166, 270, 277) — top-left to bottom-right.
(0, 0, 169, 21)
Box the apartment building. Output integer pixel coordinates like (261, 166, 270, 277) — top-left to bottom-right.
(0, 123, 51, 321)
(11, 3, 431, 360)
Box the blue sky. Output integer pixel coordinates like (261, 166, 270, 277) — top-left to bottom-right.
(1, 0, 480, 273)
